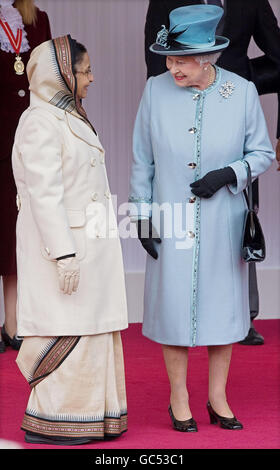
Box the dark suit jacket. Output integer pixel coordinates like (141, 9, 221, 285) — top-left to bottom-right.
(145, 0, 280, 136)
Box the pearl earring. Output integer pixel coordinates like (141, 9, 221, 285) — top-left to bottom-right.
(203, 66, 208, 71)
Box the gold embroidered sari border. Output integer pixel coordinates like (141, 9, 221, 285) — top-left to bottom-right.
(29, 336, 81, 388)
(22, 413, 128, 438)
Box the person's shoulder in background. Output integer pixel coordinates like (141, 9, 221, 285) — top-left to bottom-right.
(33, 7, 52, 39)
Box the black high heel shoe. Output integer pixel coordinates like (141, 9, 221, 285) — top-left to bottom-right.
(1, 324, 22, 351)
(168, 405, 198, 432)
(0, 337, 5, 353)
(207, 401, 243, 430)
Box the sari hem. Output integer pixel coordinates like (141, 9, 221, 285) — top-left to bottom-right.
(21, 412, 128, 438)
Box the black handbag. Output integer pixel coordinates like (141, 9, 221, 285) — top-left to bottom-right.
(241, 161, 266, 263)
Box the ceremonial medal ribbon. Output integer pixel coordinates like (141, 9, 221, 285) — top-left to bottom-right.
(0, 17, 24, 74)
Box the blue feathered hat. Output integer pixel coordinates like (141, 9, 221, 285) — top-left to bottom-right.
(150, 4, 229, 56)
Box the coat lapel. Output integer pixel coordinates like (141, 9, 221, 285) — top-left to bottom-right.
(66, 113, 104, 151)
(30, 93, 104, 151)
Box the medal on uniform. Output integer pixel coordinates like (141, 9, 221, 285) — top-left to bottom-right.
(0, 18, 24, 75)
(14, 53, 24, 75)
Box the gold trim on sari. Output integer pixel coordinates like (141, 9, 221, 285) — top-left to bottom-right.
(16, 332, 127, 440)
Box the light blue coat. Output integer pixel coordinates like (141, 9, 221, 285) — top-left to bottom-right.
(129, 66, 275, 347)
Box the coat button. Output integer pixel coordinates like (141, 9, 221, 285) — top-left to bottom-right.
(18, 89, 26, 97)
(16, 194, 21, 211)
(91, 158, 96, 167)
(188, 127, 197, 134)
(193, 93, 200, 100)
(100, 155, 105, 164)
(189, 197, 196, 203)
(104, 190, 111, 199)
(91, 192, 98, 201)
(45, 247, 50, 255)
(188, 162, 197, 169)
(187, 231, 195, 239)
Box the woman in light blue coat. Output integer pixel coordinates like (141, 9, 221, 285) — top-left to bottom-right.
(129, 5, 275, 432)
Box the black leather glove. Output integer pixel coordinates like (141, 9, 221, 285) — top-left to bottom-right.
(137, 218, 161, 260)
(190, 167, 237, 199)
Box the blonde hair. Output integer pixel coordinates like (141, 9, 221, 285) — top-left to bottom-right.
(14, 0, 37, 26)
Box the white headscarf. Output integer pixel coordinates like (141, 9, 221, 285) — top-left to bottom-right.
(0, 0, 30, 53)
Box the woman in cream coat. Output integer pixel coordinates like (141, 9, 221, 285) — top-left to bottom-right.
(12, 35, 128, 445)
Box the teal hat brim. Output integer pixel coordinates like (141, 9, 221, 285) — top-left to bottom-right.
(150, 36, 229, 56)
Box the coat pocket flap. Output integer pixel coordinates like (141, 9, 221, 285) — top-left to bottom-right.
(66, 209, 86, 228)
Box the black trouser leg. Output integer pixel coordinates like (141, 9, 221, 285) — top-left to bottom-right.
(239, 262, 264, 344)
(249, 262, 259, 321)
(240, 177, 264, 345)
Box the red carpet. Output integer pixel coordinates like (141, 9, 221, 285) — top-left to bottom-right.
(0, 320, 279, 449)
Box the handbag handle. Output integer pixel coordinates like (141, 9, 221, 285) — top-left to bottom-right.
(243, 160, 255, 238)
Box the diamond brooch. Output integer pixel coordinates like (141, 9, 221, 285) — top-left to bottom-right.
(219, 81, 235, 99)
(156, 25, 170, 48)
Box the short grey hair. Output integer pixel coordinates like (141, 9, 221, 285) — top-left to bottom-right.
(194, 52, 222, 66)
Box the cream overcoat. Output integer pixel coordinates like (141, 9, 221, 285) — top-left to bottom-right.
(12, 93, 128, 336)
